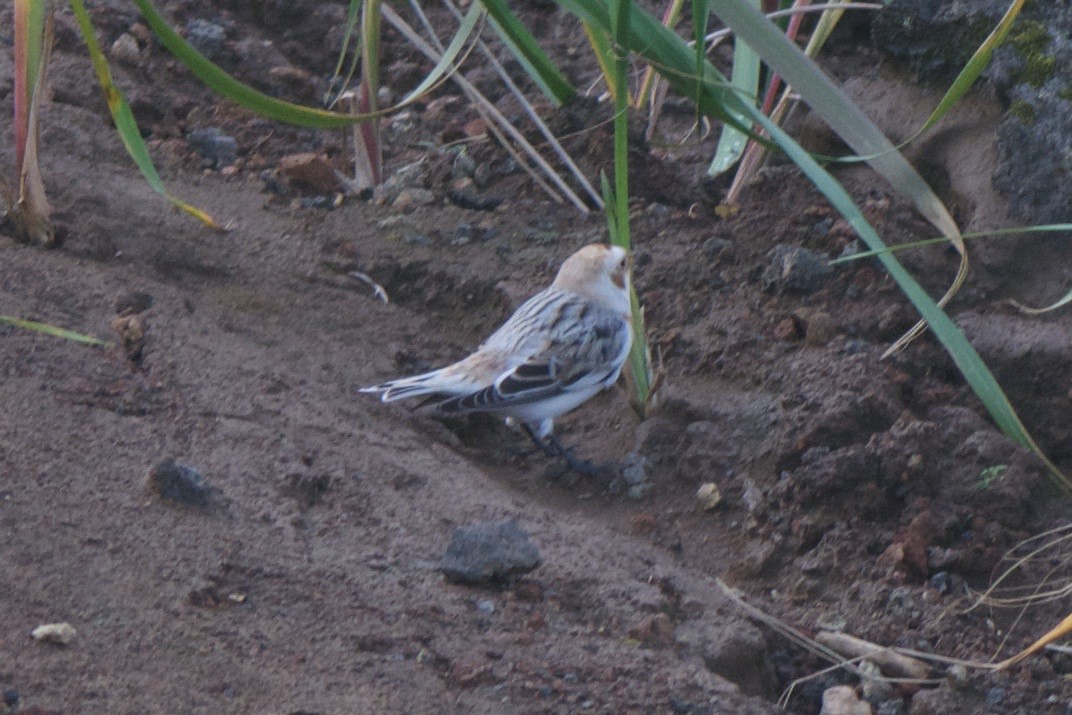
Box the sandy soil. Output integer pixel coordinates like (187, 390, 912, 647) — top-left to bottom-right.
(3, 2, 1072, 713)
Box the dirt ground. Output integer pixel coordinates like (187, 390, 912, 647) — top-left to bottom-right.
(3, 2, 1072, 713)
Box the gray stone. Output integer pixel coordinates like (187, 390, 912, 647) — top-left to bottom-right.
(762, 245, 832, 295)
(146, 460, 210, 507)
(439, 520, 541, 585)
(185, 19, 226, 60)
(186, 127, 237, 168)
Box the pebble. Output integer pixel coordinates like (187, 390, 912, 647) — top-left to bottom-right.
(453, 223, 474, 245)
(859, 660, 893, 703)
(627, 482, 653, 500)
(476, 599, 495, 615)
(110, 33, 141, 65)
(187, 127, 237, 168)
(146, 459, 211, 507)
(185, 19, 226, 59)
(621, 452, 649, 486)
(439, 520, 542, 585)
(278, 152, 339, 195)
(821, 685, 872, 715)
(392, 188, 435, 213)
(762, 244, 833, 295)
(696, 482, 722, 511)
(31, 622, 76, 646)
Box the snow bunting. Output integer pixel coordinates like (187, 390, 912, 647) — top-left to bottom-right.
(361, 243, 633, 469)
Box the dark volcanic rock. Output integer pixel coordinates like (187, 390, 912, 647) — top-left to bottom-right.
(873, 0, 1072, 225)
(439, 520, 542, 585)
(186, 127, 237, 169)
(762, 245, 832, 295)
(147, 460, 211, 507)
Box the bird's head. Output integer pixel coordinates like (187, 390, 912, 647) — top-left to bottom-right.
(552, 243, 632, 315)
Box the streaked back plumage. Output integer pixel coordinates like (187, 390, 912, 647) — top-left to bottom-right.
(360, 243, 632, 434)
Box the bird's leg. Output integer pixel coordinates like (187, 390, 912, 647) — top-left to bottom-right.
(520, 424, 608, 478)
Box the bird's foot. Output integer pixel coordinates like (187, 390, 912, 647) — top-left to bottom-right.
(524, 429, 617, 481)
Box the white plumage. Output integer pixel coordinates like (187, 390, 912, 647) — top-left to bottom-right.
(360, 244, 633, 442)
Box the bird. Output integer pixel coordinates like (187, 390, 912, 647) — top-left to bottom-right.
(360, 243, 633, 474)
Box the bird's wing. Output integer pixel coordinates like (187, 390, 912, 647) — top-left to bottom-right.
(435, 299, 631, 415)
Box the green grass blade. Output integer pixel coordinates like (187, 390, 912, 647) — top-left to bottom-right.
(708, 0, 760, 176)
(71, 0, 222, 229)
(906, 0, 1026, 141)
(331, 0, 362, 82)
(0, 315, 112, 347)
(830, 224, 1072, 264)
(478, 0, 576, 104)
(132, 0, 480, 129)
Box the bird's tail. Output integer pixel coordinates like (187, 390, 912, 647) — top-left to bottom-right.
(359, 368, 473, 403)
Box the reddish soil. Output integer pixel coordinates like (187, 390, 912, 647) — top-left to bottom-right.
(3, 2, 1072, 713)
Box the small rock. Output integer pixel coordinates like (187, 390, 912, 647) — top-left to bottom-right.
(464, 118, 488, 138)
(185, 19, 226, 59)
(702, 237, 734, 263)
(696, 482, 722, 511)
(278, 152, 340, 195)
(31, 622, 76, 646)
(392, 187, 435, 213)
(621, 452, 649, 486)
(439, 520, 542, 585)
(268, 65, 314, 87)
(110, 33, 142, 65)
(476, 599, 495, 614)
(453, 223, 474, 245)
(2, 689, 18, 708)
(146, 459, 210, 507)
(187, 127, 237, 168)
(945, 664, 969, 689)
(821, 685, 872, 715)
(985, 687, 1005, 707)
(112, 313, 147, 369)
(762, 244, 832, 295)
(859, 660, 893, 704)
(627, 482, 653, 500)
(447, 186, 503, 211)
(627, 613, 675, 648)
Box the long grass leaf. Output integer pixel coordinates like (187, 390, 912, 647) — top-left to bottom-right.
(17, 7, 55, 244)
(70, 0, 223, 229)
(903, 0, 1026, 143)
(356, 0, 383, 186)
(708, 0, 760, 176)
(0, 316, 112, 347)
(131, 0, 477, 128)
(478, 0, 576, 104)
(830, 224, 1072, 264)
